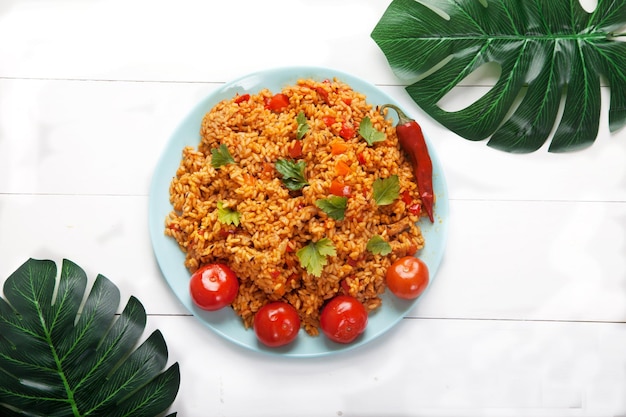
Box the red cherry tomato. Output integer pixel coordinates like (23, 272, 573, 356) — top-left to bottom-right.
(386, 256, 429, 300)
(266, 93, 290, 112)
(254, 302, 301, 347)
(320, 295, 368, 344)
(189, 264, 239, 311)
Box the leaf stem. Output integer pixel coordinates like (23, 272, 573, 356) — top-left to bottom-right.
(39, 307, 81, 416)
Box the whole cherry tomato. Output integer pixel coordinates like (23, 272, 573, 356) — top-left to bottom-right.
(385, 256, 429, 300)
(254, 302, 301, 347)
(320, 295, 368, 344)
(189, 263, 239, 311)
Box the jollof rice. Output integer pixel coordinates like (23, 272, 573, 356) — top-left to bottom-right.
(165, 78, 425, 335)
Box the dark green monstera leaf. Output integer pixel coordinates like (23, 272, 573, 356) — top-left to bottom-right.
(371, 0, 626, 153)
(0, 258, 179, 417)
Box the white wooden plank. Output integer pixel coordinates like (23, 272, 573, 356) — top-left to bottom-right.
(415, 199, 626, 323)
(0, 0, 396, 84)
(150, 315, 626, 417)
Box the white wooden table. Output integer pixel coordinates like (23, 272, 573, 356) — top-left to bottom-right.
(1, 1, 625, 416)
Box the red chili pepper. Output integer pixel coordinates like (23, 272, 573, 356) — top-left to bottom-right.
(380, 104, 434, 223)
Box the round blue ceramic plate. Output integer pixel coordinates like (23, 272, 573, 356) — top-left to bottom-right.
(148, 66, 449, 358)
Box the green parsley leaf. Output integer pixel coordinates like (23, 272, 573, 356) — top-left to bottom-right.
(359, 116, 386, 146)
(373, 175, 400, 206)
(296, 111, 310, 140)
(211, 144, 235, 169)
(296, 238, 336, 277)
(315, 196, 348, 220)
(366, 235, 392, 256)
(217, 201, 241, 226)
(275, 159, 308, 191)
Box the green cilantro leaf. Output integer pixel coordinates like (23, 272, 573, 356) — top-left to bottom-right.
(217, 201, 241, 226)
(359, 116, 386, 146)
(275, 159, 308, 191)
(211, 144, 235, 169)
(366, 235, 392, 256)
(373, 175, 400, 206)
(315, 196, 348, 220)
(296, 111, 310, 140)
(296, 238, 336, 277)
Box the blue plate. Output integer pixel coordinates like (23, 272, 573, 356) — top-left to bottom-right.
(148, 66, 449, 357)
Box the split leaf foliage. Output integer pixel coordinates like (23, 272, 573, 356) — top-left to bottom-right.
(0, 258, 179, 417)
(371, 0, 626, 153)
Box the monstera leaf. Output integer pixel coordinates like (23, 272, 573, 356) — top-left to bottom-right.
(371, 0, 626, 153)
(0, 258, 180, 417)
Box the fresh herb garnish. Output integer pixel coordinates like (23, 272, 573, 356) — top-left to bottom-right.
(359, 116, 386, 146)
(296, 111, 310, 140)
(0, 259, 180, 416)
(217, 201, 241, 226)
(366, 235, 392, 256)
(371, 0, 626, 153)
(373, 175, 400, 205)
(296, 238, 337, 277)
(315, 196, 348, 220)
(211, 144, 235, 168)
(275, 159, 308, 191)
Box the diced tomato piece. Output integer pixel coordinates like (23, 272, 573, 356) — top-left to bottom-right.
(335, 161, 351, 176)
(286, 273, 300, 286)
(219, 228, 236, 238)
(330, 141, 348, 155)
(329, 179, 351, 197)
(408, 202, 421, 215)
(339, 122, 355, 140)
(243, 173, 255, 185)
(315, 87, 330, 104)
(401, 190, 421, 215)
(323, 116, 337, 127)
(340, 278, 351, 295)
(234, 94, 250, 104)
(357, 152, 367, 165)
(288, 140, 303, 158)
(342, 97, 352, 105)
(266, 93, 290, 112)
(262, 162, 274, 178)
(271, 270, 281, 279)
(402, 190, 413, 205)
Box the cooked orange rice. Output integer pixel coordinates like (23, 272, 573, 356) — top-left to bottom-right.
(165, 78, 425, 335)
